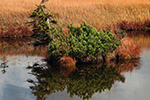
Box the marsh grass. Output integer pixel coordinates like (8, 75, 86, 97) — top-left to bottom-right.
(115, 37, 142, 59)
(106, 20, 150, 32)
(1, 0, 150, 31)
(0, 26, 32, 38)
(0, 0, 146, 61)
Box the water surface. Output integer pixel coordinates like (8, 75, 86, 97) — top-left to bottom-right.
(0, 38, 150, 100)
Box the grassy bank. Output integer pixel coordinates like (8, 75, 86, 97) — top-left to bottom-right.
(0, 0, 147, 63)
(1, 0, 150, 31)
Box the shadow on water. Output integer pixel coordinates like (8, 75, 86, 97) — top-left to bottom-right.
(26, 59, 141, 100)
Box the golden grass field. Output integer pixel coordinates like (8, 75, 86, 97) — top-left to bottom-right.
(1, 0, 150, 31)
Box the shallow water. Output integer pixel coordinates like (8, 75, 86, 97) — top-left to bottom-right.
(0, 55, 45, 100)
(0, 48, 149, 100)
(0, 34, 150, 100)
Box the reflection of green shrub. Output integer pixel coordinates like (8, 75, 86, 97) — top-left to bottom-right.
(48, 22, 121, 62)
(28, 63, 124, 100)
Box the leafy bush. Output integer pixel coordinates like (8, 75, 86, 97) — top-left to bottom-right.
(48, 22, 121, 62)
(29, 5, 122, 62)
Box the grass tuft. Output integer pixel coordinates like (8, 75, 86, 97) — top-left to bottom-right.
(115, 37, 142, 59)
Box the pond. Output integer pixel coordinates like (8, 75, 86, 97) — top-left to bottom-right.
(0, 37, 150, 100)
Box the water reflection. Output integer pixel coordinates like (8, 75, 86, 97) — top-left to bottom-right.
(27, 59, 141, 100)
(0, 38, 47, 56)
(0, 55, 45, 100)
(0, 37, 148, 100)
(0, 56, 8, 74)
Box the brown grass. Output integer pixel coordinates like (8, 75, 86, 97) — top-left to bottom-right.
(106, 20, 150, 32)
(0, 26, 32, 38)
(1, 0, 150, 31)
(59, 56, 76, 76)
(115, 37, 142, 59)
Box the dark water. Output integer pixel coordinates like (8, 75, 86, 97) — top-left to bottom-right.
(0, 48, 150, 100)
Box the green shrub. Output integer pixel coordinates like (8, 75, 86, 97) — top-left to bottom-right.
(29, 4, 121, 62)
(29, 4, 57, 44)
(48, 22, 121, 62)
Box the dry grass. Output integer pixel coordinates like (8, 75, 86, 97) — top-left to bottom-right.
(0, 0, 148, 60)
(1, 0, 150, 31)
(115, 37, 142, 59)
(59, 56, 76, 76)
(0, 26, 32, 38)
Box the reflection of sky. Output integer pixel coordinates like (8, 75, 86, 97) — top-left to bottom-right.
(0, 49, 150, 100)
(0, 55, 44, 100)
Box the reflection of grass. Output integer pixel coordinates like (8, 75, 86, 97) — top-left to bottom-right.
(0, 38, 47, 56)
(59, 56, 76, 76)
(110, 59, 141, 73)
(127, 31, 150, 48)
(1, 0, 150, 31)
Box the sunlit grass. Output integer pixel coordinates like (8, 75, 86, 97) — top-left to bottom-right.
(1, 0, 150, 31)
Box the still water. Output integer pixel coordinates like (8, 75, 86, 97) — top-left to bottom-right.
(0, 49, 150, 100)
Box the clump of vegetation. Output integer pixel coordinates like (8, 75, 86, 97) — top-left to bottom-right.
(59, 56, 76, 76)
(48, 22, 122, 63)
(115, 37, 142, 59)
(29, 3, 141, 63)
(106, 20, 150, 32)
